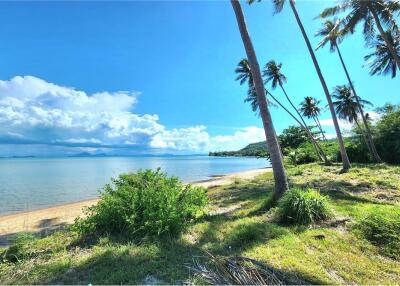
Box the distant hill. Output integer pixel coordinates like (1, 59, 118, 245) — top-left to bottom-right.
(209, 141, 268, 157)
(68, 152, 108, 157)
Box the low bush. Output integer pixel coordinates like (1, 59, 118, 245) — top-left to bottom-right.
(355, 209, 400, 259)
(74, 169, 208, 238)
(277, 188, 333, 225)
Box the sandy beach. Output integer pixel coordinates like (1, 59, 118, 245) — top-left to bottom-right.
(0, 168, 270, 247)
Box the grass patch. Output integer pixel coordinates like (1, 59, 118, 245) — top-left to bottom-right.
(355, 209, 400, 259)
(277, 188, 333, 225)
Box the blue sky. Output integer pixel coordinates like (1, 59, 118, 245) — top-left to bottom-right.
(0, 1, 398, 156)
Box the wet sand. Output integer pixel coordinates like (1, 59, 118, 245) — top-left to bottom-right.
(0, 168, 270, 246)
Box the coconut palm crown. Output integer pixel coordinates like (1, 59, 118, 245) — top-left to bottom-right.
(365, 30, 400, 78)
(300, 96, 322, 119)
(319, 0, 397, 41)
(319, 0, 400, 69)
(315, 19, 343, 52)
(332, 85, 372, 124)
(262, 60, 287, 88)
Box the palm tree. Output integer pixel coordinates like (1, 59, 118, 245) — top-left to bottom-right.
(365, 30, 400, 78)
(319, 0, 400, 69)
(255, 0, 351, 171)
(235, 59, 277, 113)
(263, 60, 329, 164)
(231, 0, 289, 199)
(299, 97, 327, 141)
(332, 85, 374, 153)
(316, 19, 382, 163)
(236, 59, 327, 163)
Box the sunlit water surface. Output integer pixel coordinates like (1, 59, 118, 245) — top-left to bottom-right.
(0, 156, 270, 215)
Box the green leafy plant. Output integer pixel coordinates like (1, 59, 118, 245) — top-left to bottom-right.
(74, 169, 207, 238)
(277, 188, 333, 225)
(355, 209, 400, 259)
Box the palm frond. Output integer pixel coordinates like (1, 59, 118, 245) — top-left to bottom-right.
(273, 0, 286, 14)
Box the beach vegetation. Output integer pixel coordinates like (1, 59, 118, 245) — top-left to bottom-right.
(277, 188, 333, 225)
(74, 169, 207, 238)
(355, 209, 400, 259)
(1, 163, 400, 284)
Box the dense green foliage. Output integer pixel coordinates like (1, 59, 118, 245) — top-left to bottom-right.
(74, 169, 207, 238)
(278, 126, 309, 149)
(209, 141, 268, 157)
(374, 105, 400, 163)
(211, 105, 400, 165)
(277, 188, 333, 225)
(355, 209, 400, 259)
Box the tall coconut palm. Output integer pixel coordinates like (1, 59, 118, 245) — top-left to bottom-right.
(316, 19, 383, 163)
(253, 0, 351, 171)
(236, 59, 327, 163)
(263, 60, 329, 164)
(365, 30, 400, 78)
(319, 0, 400, 69)
(299, 97, 327, 141)
(231, 0, 289, 199)
(332, 85, 374, 152)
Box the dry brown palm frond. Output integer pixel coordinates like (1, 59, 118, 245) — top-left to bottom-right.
(187, 253, 310, 285)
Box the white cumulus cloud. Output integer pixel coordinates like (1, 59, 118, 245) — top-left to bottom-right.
(0, 76, 163, 147)
(0, 76, 267, 155)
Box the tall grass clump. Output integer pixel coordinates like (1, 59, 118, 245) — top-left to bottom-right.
(74, 169, 207, 238)
(1, 234, 37, 263)
(277, 188, 332, 225)
(355, 209, 400, 259)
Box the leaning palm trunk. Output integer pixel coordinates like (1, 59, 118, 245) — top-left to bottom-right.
(354, 119, 374, 159)
(278, 83, 329, 164)
(266, 90, 330, 165)
(368, 5, 400, 69)
(313, 116, 327, 141)
(288, 0, 351, 172)
(231, 0, 289, 199)
(335, 44, 383, 163)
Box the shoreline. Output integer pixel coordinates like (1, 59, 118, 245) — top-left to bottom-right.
(0, 167, 271, 246)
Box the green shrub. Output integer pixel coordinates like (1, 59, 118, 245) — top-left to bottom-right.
(277, 188, 333, 225)
(1, 233, 37, 263)
(355, 209, 400, 259)
(74, 169, 208, 238)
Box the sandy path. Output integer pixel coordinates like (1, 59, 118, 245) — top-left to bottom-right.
(0, 168, 270, 246)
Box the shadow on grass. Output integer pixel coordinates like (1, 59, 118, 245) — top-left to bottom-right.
(33, 237, 323, 285)
(291, 178, 392, 205)
(0, 219, 67, 248)
(210, 182, 271, 209)
(195, 212, 290, 256)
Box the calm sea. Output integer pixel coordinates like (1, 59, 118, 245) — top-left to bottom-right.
(0, 156, 270, 215)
